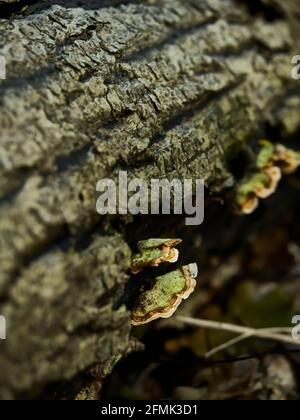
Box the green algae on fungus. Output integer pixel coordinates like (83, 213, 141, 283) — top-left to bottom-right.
(256, 140, 275, 169)
(131, 264, 198, 326)
(232, 139, 300, 215)
(131, 239, 182, 275)
(234, 167, 282, 215)
(257, 140, 300, 174)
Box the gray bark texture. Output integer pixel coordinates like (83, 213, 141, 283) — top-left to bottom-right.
(0, 0, 300, 399)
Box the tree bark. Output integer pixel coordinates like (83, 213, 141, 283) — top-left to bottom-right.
(0, 0, 300, 399)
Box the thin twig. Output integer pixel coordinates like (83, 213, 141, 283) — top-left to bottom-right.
(175, 316, 299, 349)
(206, 332, 251, 358)
(205, 328, 292, 358)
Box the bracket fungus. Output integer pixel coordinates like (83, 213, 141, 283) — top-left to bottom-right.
(255, 167, 282, 199)
(256, 140, 276, 170)
(131, 238, 182, 275)
(273, 144, 300, 175)
(233, 167, 282, 215)
(131, 264, 198, 326)
(257, 140, 300, 174)
(233, 140, 299, 215)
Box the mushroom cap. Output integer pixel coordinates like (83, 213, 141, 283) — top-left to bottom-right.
(241, 195, 259, 215)
(274, 144, 300, 175)
(166, 248, 180, 264)
(255, 167, 282, 199)
(131, 248, 164, 274)
(256, 140, 275, 169)
(137, 238, 182, 251)
(235, 166, 281, 215)
(185, 263, 198, 279)
(131, 263, 198, 326)
(131, 239, 182, 274)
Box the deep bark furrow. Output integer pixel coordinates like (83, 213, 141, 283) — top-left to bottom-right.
(0, 18, 292, 195)
(0, 16, 250, 187)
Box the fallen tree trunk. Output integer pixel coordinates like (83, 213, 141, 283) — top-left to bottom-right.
(0, 0, 300, 399)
